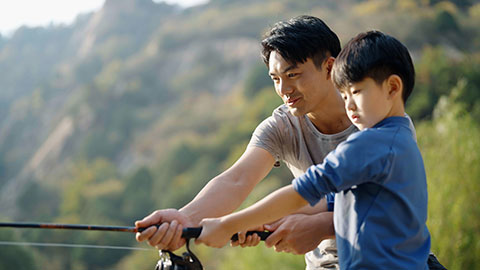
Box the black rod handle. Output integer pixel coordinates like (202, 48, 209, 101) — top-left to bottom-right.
(230, 230, 272, 242)
(181, 227, 272, 241)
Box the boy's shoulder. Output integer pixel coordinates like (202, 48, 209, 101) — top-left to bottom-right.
(341, 117, 413, 153)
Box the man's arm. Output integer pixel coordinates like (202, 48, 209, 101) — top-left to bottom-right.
(135, 147, 275, 250)
(180, 147, 275, 224)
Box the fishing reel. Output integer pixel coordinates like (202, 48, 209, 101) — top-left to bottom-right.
(153, 227, 271, 270)
(155, 239, 203, 270)
(155, 228, 203, 270)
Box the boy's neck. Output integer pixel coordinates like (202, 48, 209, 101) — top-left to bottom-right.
(386, 99, 406, 119)
(368, 101, 406, 130)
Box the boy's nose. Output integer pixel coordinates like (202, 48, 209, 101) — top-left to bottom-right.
(346, 98, 356, 111)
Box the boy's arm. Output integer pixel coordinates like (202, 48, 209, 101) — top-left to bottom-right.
(196, 185, 309, 248)
(294, 134, 390, 206)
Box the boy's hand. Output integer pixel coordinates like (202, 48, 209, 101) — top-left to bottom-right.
(230, 225, 264, 248)
(195, 218, 234, 248)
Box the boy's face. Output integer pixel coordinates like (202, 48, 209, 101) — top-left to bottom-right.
(268, 51, 332, 117)
(339, 77, 394, 130)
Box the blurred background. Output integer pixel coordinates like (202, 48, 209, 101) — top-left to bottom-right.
(0, 0, 479, 269)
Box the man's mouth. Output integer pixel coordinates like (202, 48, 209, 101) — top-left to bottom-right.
(286, 97, 300, 106)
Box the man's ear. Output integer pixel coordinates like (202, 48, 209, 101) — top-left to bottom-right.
(325, 57, 335, 78)
(386, 75, 403, 100)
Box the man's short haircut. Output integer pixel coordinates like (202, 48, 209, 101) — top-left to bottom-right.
(261, 15, 341, 69)
(332, 31, 415, 103)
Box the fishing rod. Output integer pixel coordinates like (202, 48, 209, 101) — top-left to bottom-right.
(0, 221, 270, 239)
(0, 222, 143, 233)
(0, 221, 272, 270)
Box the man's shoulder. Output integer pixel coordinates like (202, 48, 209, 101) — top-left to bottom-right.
(271, 104, 292, 117)
(260, 104, 300, 128)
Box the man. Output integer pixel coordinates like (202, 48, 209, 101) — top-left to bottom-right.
(137, 15, 350, 269)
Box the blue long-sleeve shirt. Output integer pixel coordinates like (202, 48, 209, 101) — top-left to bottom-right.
(293, 116, 431, 270)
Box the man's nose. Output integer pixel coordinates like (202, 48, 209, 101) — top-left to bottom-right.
(278, 80, 293, 96)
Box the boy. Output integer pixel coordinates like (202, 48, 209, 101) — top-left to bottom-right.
(196, 31, 431, 269)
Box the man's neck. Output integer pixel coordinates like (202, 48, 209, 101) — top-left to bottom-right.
(307, 92, 352, 135)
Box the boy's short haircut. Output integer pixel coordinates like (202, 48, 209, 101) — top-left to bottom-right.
(261, 15, 341, 70)
(332, 30, 415, 104)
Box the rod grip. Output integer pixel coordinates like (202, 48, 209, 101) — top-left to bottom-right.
(182, 227, 202, 238)
(181, 227, 272, 241)
(230, 230, 272, 242)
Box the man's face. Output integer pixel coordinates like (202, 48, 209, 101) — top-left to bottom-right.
(268, 51, 332, 117)
(339, 77, 393, 130)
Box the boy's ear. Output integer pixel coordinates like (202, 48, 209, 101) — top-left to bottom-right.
(386, 75, 403, 100)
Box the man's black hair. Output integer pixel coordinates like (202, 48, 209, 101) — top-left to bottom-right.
(332, 30, 415, 104)
(261, 15, 341, 69)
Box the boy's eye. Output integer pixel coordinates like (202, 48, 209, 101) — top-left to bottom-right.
(287, 73, 298, 78)
(352, 89, 361, 95)
(271, 77, 280, 82)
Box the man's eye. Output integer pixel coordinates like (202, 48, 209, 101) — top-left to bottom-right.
(271, 77, 279, 82)
(287, 73, 298, 78)
(352, 90, 361, 95)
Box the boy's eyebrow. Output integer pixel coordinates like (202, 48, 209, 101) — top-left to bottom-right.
(269, 64, 298, 76)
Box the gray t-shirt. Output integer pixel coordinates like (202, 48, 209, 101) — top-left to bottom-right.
(248, 104, 357, 269)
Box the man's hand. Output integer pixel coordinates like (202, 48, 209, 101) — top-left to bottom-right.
(135, 208, 194, 251)
(264, 212, 334, 254)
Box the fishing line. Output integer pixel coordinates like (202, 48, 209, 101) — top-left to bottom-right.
(0, 240, 154, 251)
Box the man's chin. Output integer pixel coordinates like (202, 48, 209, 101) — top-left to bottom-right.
(288, 107, 304, 117)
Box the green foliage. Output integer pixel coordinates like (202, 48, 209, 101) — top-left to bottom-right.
(417, 84, 480, 270)
(59, 158, 122, 222)
(219, 245, 305, 270)
(407, 48, 480, 121)
(120, 167, 156, 222)
(0, 229, 37, 270)
(16, 181, 60, 221)
(243, 61, 272, 98)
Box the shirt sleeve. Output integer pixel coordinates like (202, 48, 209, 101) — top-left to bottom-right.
(326, 193, 335, 212)
(293, 131, 392, 206)
(247, 111, 288, 162)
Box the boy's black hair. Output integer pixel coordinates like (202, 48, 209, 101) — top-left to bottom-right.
(332, 31, 415, 103)
(261, 15, 340, 69)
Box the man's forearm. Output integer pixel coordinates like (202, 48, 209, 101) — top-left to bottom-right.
(180, 147, 275, 225)
(180, 173, 256, 225)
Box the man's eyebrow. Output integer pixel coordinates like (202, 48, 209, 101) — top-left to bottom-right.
(282, 64, 298, 74)
(269, 64, 298, 76)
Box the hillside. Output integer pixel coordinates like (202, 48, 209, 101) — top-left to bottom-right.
(0, 0, 479, 269)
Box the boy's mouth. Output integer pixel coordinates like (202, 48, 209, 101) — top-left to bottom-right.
(350, 114, 360, 121)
